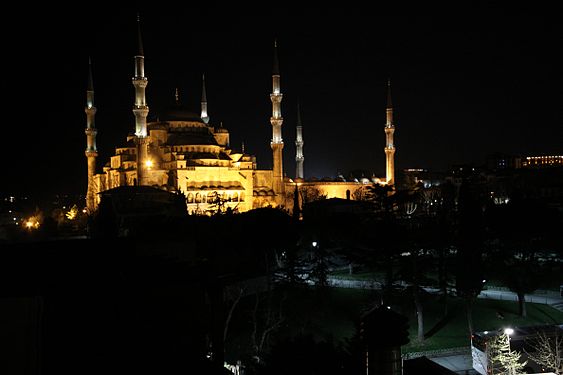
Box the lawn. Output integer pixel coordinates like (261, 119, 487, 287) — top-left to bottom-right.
(330, 269, 385, 281)
(401, 295, 563, 353)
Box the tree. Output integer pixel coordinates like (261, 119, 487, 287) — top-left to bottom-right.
(435, 182, 456, 318)
(396, 214, 442, 343)
(397, 249, 430, 343)
(455, 180, 486, 334)
(299, 185, 327, 205)
(487, 331, 527, 375)
(308, 242, 332, 289)
(486, 199, 558, 317)
(223, 286, 245, 347)
(275, 244, 307, 287)
(292, 184, 301, 221)
(205, 191, 234, 215)
(250, 289, 285, 363)
(365, 183, 394, 215)
(525, 330, 563, 375)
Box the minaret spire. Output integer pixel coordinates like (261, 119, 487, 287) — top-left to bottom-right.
(270, 39, 285, 199)
(132, 14, 150, 185)
(87, 57, 94, 92)
(386, 78, 392, 109)
(384, 78, 396, 186)
(295, 103, 304, 179)
(136, 12, 144, 56)
(273, 39, 280, 75)
(201, 74, 209, 124)
(85, 57, 98, 213)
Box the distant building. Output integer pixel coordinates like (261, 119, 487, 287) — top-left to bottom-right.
(521, 155, 563, 168)
(486, 153, 522, 170)
(486, 153, 562, 171)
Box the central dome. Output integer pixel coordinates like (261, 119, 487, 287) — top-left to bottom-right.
(159, 103, 203, 123)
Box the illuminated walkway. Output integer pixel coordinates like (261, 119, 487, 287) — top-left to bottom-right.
(477, 289, 563, 312)
(326, 277, 563, 312)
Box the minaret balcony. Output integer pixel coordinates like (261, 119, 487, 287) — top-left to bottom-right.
(84, 107, 97, 115)
(270, 94, 283, 102)
(270, 118, 283, 126)
(133, 107, 149, 117)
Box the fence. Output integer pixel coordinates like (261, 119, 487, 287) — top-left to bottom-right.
(402, 346, 470, 360)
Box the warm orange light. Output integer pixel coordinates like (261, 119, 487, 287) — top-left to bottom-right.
(24, 219, 39, 230)
(145, 160, 153, 169)
(66, 205, 78, 220)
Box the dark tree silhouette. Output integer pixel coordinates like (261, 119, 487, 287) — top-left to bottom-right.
(454, 180, 486, 334)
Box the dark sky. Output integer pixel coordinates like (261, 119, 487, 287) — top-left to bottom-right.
(5, 10, 563, 197)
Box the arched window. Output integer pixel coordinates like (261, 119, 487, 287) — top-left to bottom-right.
(195, 193, 202, 203)
(239, 192, 245, 202)
(232, 192, 238, 202)
(207, 192, 215, 202)
(187, 193, 194, 203)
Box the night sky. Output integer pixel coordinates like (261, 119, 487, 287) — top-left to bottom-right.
(5, 10, 562, 198)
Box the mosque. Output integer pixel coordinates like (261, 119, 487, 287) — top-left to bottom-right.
(84, 18, 396, 215)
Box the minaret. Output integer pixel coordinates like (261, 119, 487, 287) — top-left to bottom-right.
(85, 58, 98, 213)
(384, 79, 396, 186)
(270, 40, 285, 197)
(201, 74, 209, 124)
(295, 104, 304, 179)
(133, 14, 150, 186)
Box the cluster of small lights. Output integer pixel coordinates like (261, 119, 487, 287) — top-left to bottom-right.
(525, 155, 563, 159)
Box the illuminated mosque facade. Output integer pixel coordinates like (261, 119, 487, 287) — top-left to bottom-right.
(84, 19, 396, 214)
